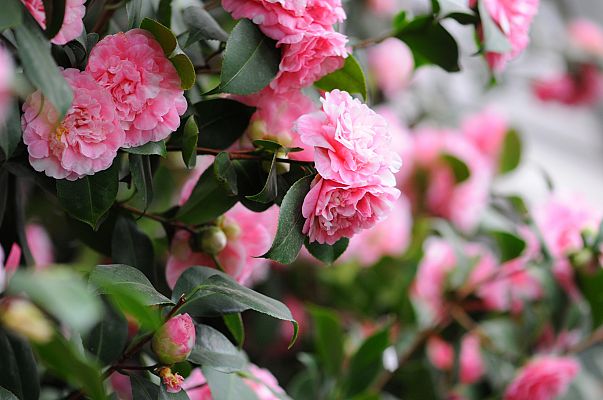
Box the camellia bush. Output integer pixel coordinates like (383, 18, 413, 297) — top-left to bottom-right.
(1, 0, 603, 399)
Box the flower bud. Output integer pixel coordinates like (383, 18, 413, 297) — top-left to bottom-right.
(0, 298, 53, 343)
(152, 313, 195, 365)
(159, 367, 184, 393)
(197, 226, 228, 255)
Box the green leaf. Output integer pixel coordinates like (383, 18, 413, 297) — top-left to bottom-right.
(140, 18, 177, 56)
(214, 152, 238, 195)
(343, 328, 389, 396)
(89, 264, 173, 306)
(245, 152, 278, 204)
(131, 375, 159, 400)
(262, 175, 312, 264)
(219, 19, 280, 95)
(84, 300, 128, 365)
(177, 164, 238, 224)
(491, 230, 526, 263)
(252, 139, 302, 154)
(8, 268, 103, 334)
(42, 0, 66, 39)
(170, 53, 196, 90)
(159, 384, 190, 399)
(127, 0, 144, 29)
(0, 101, 21, 160)
(188, 324, 245, 372)
(577, 269, 603, 328)
(111, 215, 155, 275)
(223, 313, 245, 348)
(14, 12, 73, 117)
(56, 161, 119, 230)
(304, 238, 349, 264)
(498, 129, 522, 174)
(129, 154, 154, 210)
(441, 153, 470, 183)
(308, 305, 344, 376)
(202, 367, 260, 400)
(0, 0, 22, 31)
(157, 0, 173, 28)
(315, 55, 367, 99)
(124, 140, 167, 157)
(195, 99, 255, 150)
(0, 387, 18, 400)
(33, 334, 106, 400)
(477, 0, 512, 53)
(182, 116, 199, 169)
(183, 6, 229, 45)
(0, 330, 39, 400)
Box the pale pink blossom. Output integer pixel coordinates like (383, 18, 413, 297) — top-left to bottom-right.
(473, 0, 540, 71)
(461, 109, 508, 167)
(427, 336, 454, 370)
(25, 224, 54, 269)
(109, 372, 132, 400)
(22, 68, 124, 180)
(368, 38, 414, 97)
(0, 46, 13, 125)
(151, 314, 195, 364)
(532, 64, 603, 106)
(367, 0, 403, 16)
(86, 30, 187, 148)
(21, 0, 86, 45)
(568, 19, 603, 57)
(302, 176, 401, 245)
(504, 356, 580, 400)
(297, 90, 402, 186)
(375, 106, 414, 182)
(459, 333, 485, 384)
(342, 197, 412, 265)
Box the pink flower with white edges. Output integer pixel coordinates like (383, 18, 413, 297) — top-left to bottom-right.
(568, 19, 603, 57)
(151, 314, 195, 365)
(25, 224, 54, 269)
(368, 38, 414, 97)
(302, 176, 400, 245)
(473, 0, 540, 71)
(459, 333, 485, 384)
(427, 336, 454, 370)
(86, 29, 187, 148)
(297, 90, 402, 186)
(22, 68, 125, 180)
(272, 27, 348, 93)
(21, 0, 86, 45)
(0, 46, 13, 125)
(504, 356, 580, 400)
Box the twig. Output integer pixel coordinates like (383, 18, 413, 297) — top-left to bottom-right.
(166, 146, 314, 166)
(118, 204, 197, 234)
(352, 31, 395, 49)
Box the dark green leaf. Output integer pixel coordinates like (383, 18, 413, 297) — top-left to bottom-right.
(170, 53, 196, 90)
(124, 140, 167, 157)
(111, 216, 155, 275)
(214, 152, 238, 195)
(129, 154, 154, 210)
(42, 0, 66, 39)
(441, 153, 470, 183)
(491, 230, 526, 263)
(304, 238, 349, 264)
(577, 269, 603, 328)
(140, 18, 177, 56)
(233, 159, 276, 212)
(0, 330, 39, 400)
(478, 0, 511, 53)
(252, 139, 302, 153)
(262, 175, 312, 264)
(0, 171, 7, 229)
(195, 99, 255, 150)
(157, 0, 173, 28)
(183, 6, 228, 45)
(246, 152, 278, 203)
(84, 300, 128, 365)
(202, 367, 259, 400)
(188, 324, 245, 372)
(0, 387, 18, 400)
(219, 19, 280, 95)
(56, 161, 119, 230)
(308, 305, 344, 376)
(223, 313, 245, 348)
(182, 116, 199, 169)
(131, 374, 159, 400)
(0, 0, 22, 31)
(315, 55, 367, 99)
(343, 328, 389, 396)
(0, 101, 22, 160)
(14, 12, 73, 117)
(498, 129, 522, 174)
(8, 268, 103, 334)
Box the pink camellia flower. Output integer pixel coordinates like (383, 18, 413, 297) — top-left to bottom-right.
(411, 238, 456, 323)
(25, 223, 54, 269)
(461, 109, 508, 168)
(568, 19, 603, 57)
(159, 367, 185, 393)
(459, 333, 485, 384)
(0, 46, 13, 125)
(532, 64, 603, 106)
(297, 90, 402, 186)
(22, 68, 125, 180)
(86, 29, 187, 148)
(471, 0, 540, 71)
(272, 28, 349, 93)
(504, 356, 580, 400)
(21, 0, 86, 45)
(368, 38, 414, 97)
(342, 197, 412, 265)
(302, 176, 400, 245)
(367, 0, 403, 16)
(151, 314, 195, 365)
(427, 336, 454, 370)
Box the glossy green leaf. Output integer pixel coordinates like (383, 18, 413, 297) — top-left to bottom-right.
(127, 0, 144, 29)
(170, 53, 196, 90)
(188, 324, 245, 372)
(441, 153, 470, 183)
(131, 375, 159, 400)
(219, 19, 280, 95)
(246, 152, 278, 204)
(140, 18, 177, 56)
(157, 0, 173, 28)
(499, 129, 522, 174)
(195, 99, 255, 150)
(0, 0, 22, 31)
(42, 0, 66, 39)
(214, 152, 238, 195)
(111, 216, 155, 275)
(0, 330, 39, 400)
(84, 300, 128, 365)
(223, 313, 245, 348)
(491, 230, 526, 263)
(308, 305, 344, 376)
(202, 367, 260, 400)
(56, 161, 119, 230)
(0, 101, 21, 160)
(315, 55, 367, 99)
(343, 328, 390, 396)
(182, 115, 199, 169)
(0, 387, 19, 400)
(14, 12, 73, 117)
(183, 6, 229, 45)
(129, 154, 154, 210)
(577, 269, 603, 328)
(304, 238, 349, 265)
(262, 175, 313, 264)
(124, 140, 167, 157)
(8, 268, 103, 334)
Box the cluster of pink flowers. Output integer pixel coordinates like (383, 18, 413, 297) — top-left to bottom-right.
(166, 156, 278, 287)
(426, 333, 485, 384)
(296, 90, 402, 244)
(503, 356, 579, 400)
(21, 0, 86, 45)
(471, 0, 540, 71)
(22, 30, 186, 180)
